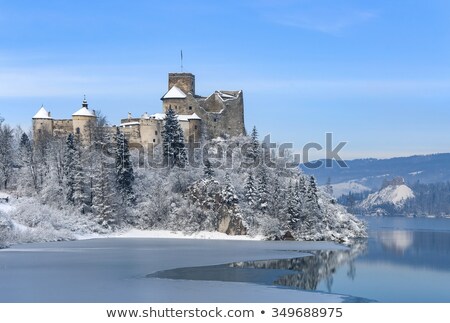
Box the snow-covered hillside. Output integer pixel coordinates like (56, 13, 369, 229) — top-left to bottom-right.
(327, 181, 371, 198)
(360, 184, 414, 210)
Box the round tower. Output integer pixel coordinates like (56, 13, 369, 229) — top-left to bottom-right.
(72, 97, 97, 144)
(32, 105, 54, 141)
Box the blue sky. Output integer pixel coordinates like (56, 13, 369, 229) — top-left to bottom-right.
(1, 0, 450, 159)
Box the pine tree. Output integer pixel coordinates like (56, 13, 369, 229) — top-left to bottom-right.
(325, 177, 334, 196)
(92, 154, 117, 228)
(222, 173, 238, 206)
(302, 176, 322, 235)
(286, 181, 300, 228)
(63, 134, 77, 204)
(307, 176, 319, 206)
(17, 133, 37, 193)
(0, 121, 14, 189)
(163, 108, 187, 168)
(267, 176, 283, 218)
(114, 128, 135, 205)
(19, 133, 32, 151)
(203, 159, 214, 179)
(244, 171, 257, 207)
(248, 126, 260, 164)
(256, 166, 269, 212)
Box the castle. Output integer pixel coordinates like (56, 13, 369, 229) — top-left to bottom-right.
(32, 72, 246, 145)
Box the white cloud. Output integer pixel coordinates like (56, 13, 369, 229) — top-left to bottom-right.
(213, 76, 450, 98)
(0, 66, 161, 98)
(269, 10, 376, 34)
(251, 0, 378, 34)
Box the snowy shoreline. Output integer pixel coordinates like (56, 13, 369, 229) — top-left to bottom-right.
(76, 229, 265, 241)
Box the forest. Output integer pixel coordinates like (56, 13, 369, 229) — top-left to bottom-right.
(0, 110, 366, 248)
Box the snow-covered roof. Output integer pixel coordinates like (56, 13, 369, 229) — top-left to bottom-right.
(145, 112, 201, 122)
(151, 113, 165, 120)
(178, 113, 202, 122)
(161, 86, 187, 99)
(33, 106, 52, 119)
(72, 107, 96, 117)
(217, 90, 241, 101)
(120, 122, 140, 127)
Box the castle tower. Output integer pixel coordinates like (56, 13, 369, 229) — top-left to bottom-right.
(32, 105, 53, 141)
(168, 73, 195, 95)
(72, 97, 96, 144)
(162, 72, 200, 115)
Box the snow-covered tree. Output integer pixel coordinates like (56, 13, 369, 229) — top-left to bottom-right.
(163, 108, 187, 168)
(62, 134, 88, 211)
(92, 153, 118, 229)
(256, 166, 269, 212)
(0, 121, 15, 189)
(286, 181, 301, 229)
(222, 173, 238, 206)
(114, 128, 135, 206)
(301, 176, 322, 235)
(244, 171, 258, 207)
(248, 126, 260, 164)
(203, 159, 215, 179)
(267, 175, 284, 219)
(325, 177, 334, 196)
(17, 133, 38, 194)
(63, 134, 77, 204)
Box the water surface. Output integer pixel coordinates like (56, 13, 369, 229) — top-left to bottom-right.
(151, 217, 450, 302)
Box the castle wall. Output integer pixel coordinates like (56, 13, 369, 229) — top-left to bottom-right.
(163, 91, 245, 140)
(121, 124, 141, 144)
(139, 119, 162, 146)
(163, 95, 200, 115)
(188, 119, 202, 143)
(53, 119, 73, 138)
(195, 91, 245, 139)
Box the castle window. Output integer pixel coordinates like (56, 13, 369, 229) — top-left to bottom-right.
(153, 139, 156, 143)
(38, 129, 42, 134)
(76, 127, 80, 134)
(189, 106, 192, 110)
(214, 118, 217, 122)
(194, 126, 198, 130)
(155, 131, 158, 135)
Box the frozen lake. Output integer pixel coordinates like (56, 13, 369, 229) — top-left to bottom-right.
(0, 238, 348, 303)
(1, 217, 449, 303)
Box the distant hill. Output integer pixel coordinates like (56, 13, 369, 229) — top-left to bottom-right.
(301, 153, 450, 191)
(359, 184, 415, 211)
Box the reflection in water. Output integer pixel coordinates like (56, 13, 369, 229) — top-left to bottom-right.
(377, 231, 413, 254)
(150, 241, 367, 294)
(230, 241, 367, 292)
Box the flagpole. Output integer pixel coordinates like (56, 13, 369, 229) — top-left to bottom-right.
(181, 50, 183, 72)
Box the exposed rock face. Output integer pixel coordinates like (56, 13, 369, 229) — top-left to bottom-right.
(187, 179, 247, 236)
